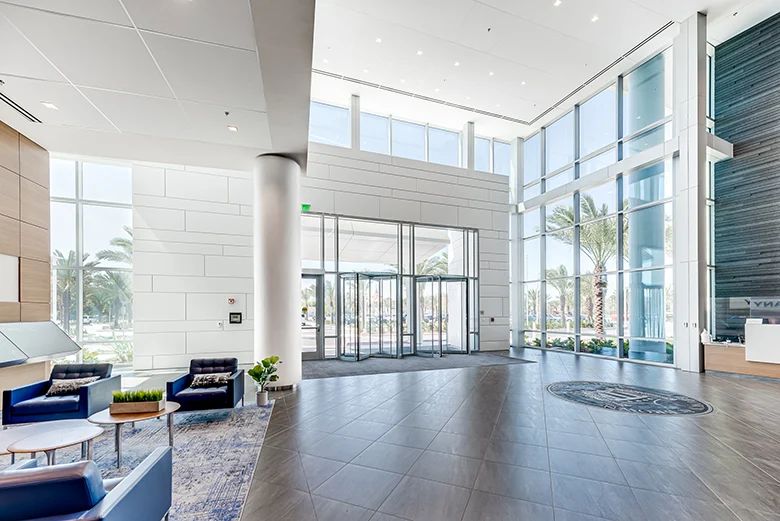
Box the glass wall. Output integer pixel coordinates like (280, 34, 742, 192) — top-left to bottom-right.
(521, 161, 674, 363)
(301, 213, 479, 357)
(309, 101, 350, 148)
(50, 159, 133, 365)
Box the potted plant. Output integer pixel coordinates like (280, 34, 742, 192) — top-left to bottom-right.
(110, 389, 165, 414)
(247, 356, 282, 406)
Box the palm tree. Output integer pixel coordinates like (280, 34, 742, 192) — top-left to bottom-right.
(52, 250, 98, 333)
(547, 196, 620, 335)
(546, 265, 574, 329)
(90, 271, 132, 329)
(97, 226, 133, 266)
(415, 251, 449, 330)
(525, 287, 539, 329)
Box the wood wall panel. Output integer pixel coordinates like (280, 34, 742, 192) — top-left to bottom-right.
(20, 255, 49, 304)
(0, 121, 19, 174)
(0, 361, 49, 411)
(21, 302, 50, 322)
(0, 166, 20, 220)
(20, 177, 50, 230)
(0, 302, 20, 322)
(714, 13, 780, 297)
(20, 135, 49, 189)
(21, 222, 49, 262)
(0, 213, 20, 258)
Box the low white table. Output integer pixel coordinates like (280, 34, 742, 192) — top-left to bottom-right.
(0, 419, 93, 464)
(8, 426, 104, 465)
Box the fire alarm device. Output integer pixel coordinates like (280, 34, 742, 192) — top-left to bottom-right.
(229, 312, 242, 324)
(227, 298, 235, 305)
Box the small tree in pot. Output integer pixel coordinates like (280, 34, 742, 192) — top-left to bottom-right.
(248, 356, 282, 406)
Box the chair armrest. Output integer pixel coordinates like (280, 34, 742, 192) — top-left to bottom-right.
(167, 374, 190, 399)
(3, 380, 49, 409)
(80, 375, 122, 416)
(0, 459, 38, 474)
(86, 447, 172, 521)
(228, 370, 245, 406)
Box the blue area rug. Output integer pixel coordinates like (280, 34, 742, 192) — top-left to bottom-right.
(0, 403, 273, 521)
(547, 381, 713, 415)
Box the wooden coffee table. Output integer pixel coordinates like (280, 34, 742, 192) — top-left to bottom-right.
(88, 402, 180, 468)
(7, 425, 104, 465)
(1, 419, 93, 464)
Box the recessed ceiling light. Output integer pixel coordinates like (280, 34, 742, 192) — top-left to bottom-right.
(227, 125, 238, 132)
(454, 61, 460, 66)
(521, 81, 526, 85)
(323, 58, 329, 64)
(591, 14, 599, 22)
(496, 104, 501, 108)
(554, 0, 561, 5)
(400, 79, 406, 83)
(363, 69, 370, 74)
(489, 71, 494, 76)
(466, 96, 471, 100)
(375, 37, 382, 43)
(434, 88, 440, 92)
(41, 101, 59, 110)
(417, 50, 423, 56)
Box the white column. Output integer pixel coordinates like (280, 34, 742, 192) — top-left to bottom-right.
(253, 155, 302, 387)
(462, 121, 475, 170)
(350, 94, 360, 150)
(510, 136, 524, 348)
(673, 12, 708, 372)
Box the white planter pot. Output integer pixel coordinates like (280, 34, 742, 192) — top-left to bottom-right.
(256, 390, 269, 406)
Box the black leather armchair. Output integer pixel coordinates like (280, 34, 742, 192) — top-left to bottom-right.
(2, 363, 120, 427)
(166, 358, 244, 412)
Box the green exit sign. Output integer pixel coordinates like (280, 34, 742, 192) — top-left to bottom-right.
(301, 204, 311, 212)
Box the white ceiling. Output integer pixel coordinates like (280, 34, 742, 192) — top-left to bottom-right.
(311, 0, 780, 141)
(0, 0, 315, 170)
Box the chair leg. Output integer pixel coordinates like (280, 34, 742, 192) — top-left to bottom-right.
(241, 396, 245, 407)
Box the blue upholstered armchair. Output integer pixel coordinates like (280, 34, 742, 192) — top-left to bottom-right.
(2, 363, 121, 427)
(167, 358, 245, 412)
(0, 447, 172, 521)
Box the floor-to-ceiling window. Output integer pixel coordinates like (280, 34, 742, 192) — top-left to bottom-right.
(517, 48, 675, 364)
(50, 158, 133, 365)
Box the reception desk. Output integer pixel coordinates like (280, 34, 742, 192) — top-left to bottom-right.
(745, 323, 780, 364)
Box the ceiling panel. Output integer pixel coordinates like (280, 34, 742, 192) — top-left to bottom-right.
(0, 0, 131, 25)
(181, 101, 272, 149)
(0, 76, 116, 131)
(142, 31, 266, 111)
(0, 13, 65, 82)
(81, 88, 195, 140)
(0, 3, 172, 97)
(122, 0, 256, 50)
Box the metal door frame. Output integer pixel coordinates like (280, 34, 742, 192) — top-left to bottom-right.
(301, 274, 324, 360)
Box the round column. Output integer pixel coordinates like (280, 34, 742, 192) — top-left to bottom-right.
(253, 155, 302, 387)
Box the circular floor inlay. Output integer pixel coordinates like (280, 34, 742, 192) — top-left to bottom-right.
(546, 381, 713, 415)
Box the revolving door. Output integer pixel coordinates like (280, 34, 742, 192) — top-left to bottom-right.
(339, 273, 399, 361)
(415, 276, 470, 356)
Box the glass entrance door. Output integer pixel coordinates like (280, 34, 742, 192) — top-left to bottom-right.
(301, 275, 323, 360)
(414, 276, 470, 356)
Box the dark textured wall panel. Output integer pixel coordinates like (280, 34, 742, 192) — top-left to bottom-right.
(714, 12, 780, 297)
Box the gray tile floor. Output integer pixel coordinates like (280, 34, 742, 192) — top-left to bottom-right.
(236, 348, 780, 521)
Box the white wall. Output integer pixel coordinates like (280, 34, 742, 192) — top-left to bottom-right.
(132, 143, 511, 369)
(132, 163, 254, 370)
(302, 143, 511, 352)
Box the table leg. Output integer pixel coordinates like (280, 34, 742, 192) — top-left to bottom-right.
(168, 413, 174, 447)
(115, 424, 123, 468)
(30, 452, 35, 459)
(46, 450, 55, 465)
(10, 453, 14, 464)
(87, 439, 94, 460)
(81, 441, 87, 460)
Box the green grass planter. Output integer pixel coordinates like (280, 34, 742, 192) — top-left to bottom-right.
(110, 389, 165, 414)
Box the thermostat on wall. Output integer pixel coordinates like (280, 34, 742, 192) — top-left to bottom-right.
(229, 312, 243, 324)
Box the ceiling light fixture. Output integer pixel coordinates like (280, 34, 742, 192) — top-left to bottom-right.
(400, 79, 406, 83)
(375, 37, 382, 43)
(417, 50, 423, 55)
(323, 58, 329, 64)
(454, 61, 460, 66)
(40, 101, 59, 110)
(489, 71, 494, 76)
(227, 125, 238, 132)
(591, 15, 599, 22)
(434, 88, 440, 92)
(363, 69, 370, 74)
(521, 81, 526, 85)
(554, 0, 561, 5)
